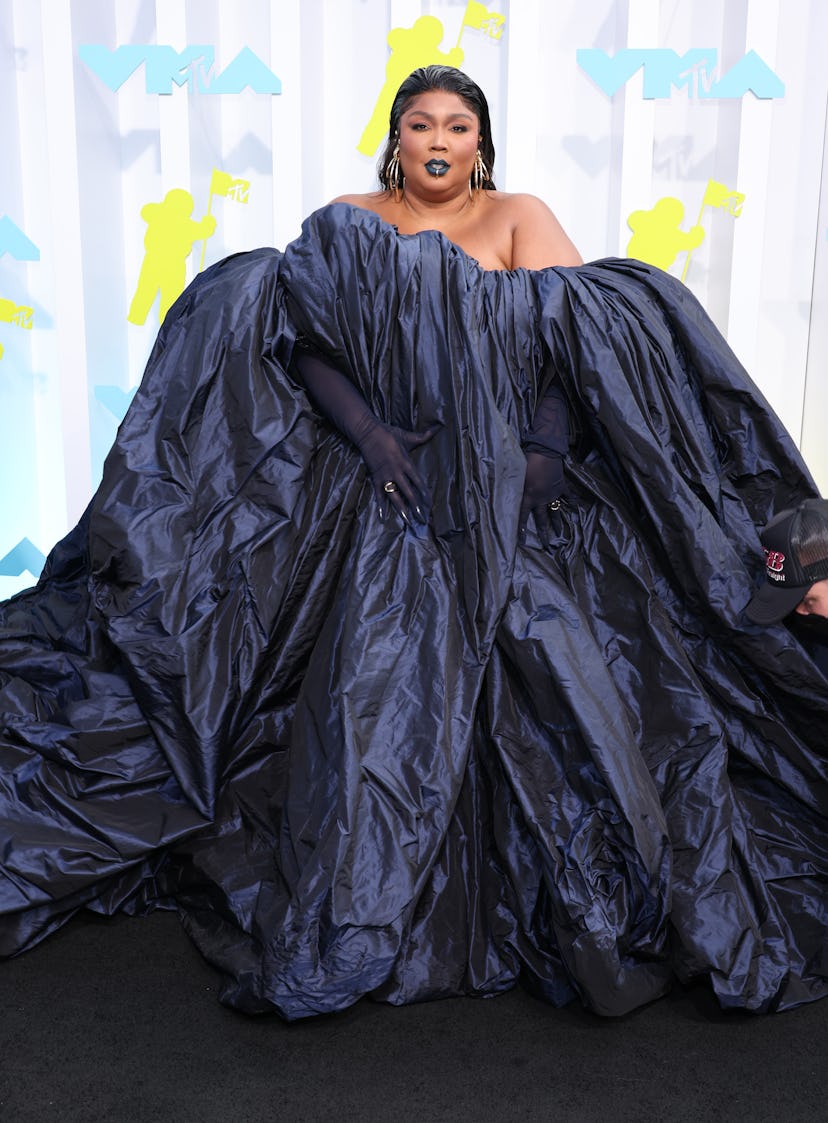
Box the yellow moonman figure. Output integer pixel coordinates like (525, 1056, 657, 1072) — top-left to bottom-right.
(626, 197, 705, 272)
(358, 16, 464, 157)
(128, 189, 217, 326)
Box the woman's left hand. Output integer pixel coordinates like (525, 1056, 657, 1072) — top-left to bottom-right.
(518, 450, 568, 547)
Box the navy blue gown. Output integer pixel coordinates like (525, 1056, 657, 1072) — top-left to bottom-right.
(1, 204, 826, 1018)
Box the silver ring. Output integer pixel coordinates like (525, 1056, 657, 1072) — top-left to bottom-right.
(547, 499, 562, 512)
(383, 480, 398, 494)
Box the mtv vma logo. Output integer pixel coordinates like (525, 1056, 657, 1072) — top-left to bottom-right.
(578, 49, 784, 99)
(79, 45, 282, 94)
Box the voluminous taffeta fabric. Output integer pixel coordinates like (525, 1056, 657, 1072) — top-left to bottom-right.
(1, 205, 826, 1020)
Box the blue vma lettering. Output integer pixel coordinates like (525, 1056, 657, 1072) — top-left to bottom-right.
(577, 48, 784, 99)
(0, 538, 46, 580)
(95, 385, 138, 421)
(78, 45, 282, 94)
(0, 216, 40, 260)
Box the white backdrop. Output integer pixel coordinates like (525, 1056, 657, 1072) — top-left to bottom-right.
(1, 0, 827, 598)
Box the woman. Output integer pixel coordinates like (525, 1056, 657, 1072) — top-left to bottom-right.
(0, 68, 826, 1020)
(303, 65, 581, 538)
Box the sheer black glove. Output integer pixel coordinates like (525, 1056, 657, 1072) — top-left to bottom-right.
(519, 380, 570, 546)
(294, 346, 437, 524)
(348, 413, 438, 524)
(518, 451, 567, 546)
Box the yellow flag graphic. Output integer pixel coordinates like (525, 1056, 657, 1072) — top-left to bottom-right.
(701, 179, 746, 217)
(209, 169, 251, 203)
(0, 297, 33, 329)
(460, 0, 506, 39)
(681, 180, 746, 281)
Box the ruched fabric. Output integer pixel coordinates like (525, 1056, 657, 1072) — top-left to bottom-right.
(1, 204, 826, 1019)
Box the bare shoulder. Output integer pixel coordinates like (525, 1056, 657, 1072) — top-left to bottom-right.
(491, 191, 554, 216)
(327, 191, 407, 231)
(492, 191, 583, 269)
(329, 192, 387, 213)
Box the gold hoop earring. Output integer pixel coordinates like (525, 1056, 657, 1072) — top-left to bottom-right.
(470, 149, 490, 196)
(386, 140, 403, 196)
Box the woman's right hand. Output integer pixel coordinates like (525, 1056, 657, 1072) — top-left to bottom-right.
(353, 415, 439, 525)
(292, 346, 438, 526)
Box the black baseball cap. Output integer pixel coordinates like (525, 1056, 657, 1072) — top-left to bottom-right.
(746, 498, 828, 624)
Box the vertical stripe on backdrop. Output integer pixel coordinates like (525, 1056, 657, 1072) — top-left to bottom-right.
(616, 0, 658, 259)
(726, 0, 778, 429)
(40, 0, 91, 525)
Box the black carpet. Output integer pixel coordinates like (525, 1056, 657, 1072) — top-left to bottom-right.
(2, 910, 826, 1122)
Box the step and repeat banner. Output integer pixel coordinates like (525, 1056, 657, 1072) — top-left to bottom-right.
(1, 0, 827, 597)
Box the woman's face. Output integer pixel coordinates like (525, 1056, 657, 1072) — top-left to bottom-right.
(396, 90, 481, 195)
